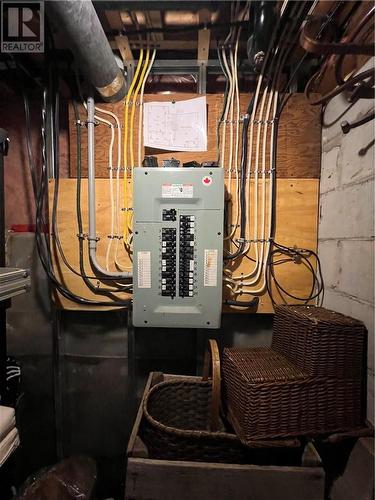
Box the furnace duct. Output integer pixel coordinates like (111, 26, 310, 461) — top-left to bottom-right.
(47, 0, 126, 102)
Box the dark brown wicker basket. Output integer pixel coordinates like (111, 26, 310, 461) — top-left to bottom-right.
(272, 305, 367, 379)
(222, 306, 367, 444)
(141, 339, 249, 463)
(223, 347, 363, 442)
(141, 340, 301, 462)
(141, 378, 249, 463)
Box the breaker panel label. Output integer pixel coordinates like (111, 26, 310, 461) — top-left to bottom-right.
(162, 183, 194, 198)
(137, 251, 151, 288)
(204, 249, 218, 287)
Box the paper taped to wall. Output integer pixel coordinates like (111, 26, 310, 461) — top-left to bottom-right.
(143, 96, 207, 152)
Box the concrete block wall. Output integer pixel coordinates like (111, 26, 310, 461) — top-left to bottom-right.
(319, 58, 375, 425)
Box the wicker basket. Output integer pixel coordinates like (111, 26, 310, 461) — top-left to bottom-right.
(222, 306, 367, 444)
(141, 339, 250, 463)
(223, 347, 363, 442)
(272, 305, 367, 379)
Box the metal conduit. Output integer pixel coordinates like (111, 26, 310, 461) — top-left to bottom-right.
(87, 96, 132, 279)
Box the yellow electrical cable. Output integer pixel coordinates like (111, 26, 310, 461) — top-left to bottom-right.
(130, 47, 149, 169)
(126, 47, 150, 241)
(123, 49, 144, 241)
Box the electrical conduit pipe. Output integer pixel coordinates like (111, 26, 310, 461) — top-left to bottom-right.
(87, 96, 132, 279)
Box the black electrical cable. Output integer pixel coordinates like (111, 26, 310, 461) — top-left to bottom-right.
(265, 243, 324, 307)
(22, 94, 39, 200)
(224, 297, 259, 308)
(35, 44, 131, 294)
(227, 239, 256, 263)
(265, 84, 324, 308)
(21, 72, 131, 307)
(224, 0, 296, 261)
(264, 81, 324, 308)
(38, 104, 131, 307)
(229, 2, 324, 306)
(217, 2, 325, 306)
(48, 62, 128, 295)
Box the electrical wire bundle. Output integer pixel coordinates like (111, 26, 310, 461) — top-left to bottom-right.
(220, 0, 325, 308)
(266, 242, 324, 307)
(122, 28, 156, 254)
(21, 35, 132, 306)
(218, 1, 248, 248)
(20, 3, 327, 309)
(20, 18, 158, 306)
(71, 24, 155, 291)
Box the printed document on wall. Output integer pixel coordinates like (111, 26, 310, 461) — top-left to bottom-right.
(143, 96, 207, 152)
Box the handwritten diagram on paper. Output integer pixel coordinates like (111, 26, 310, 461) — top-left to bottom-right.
(143, 96, 207, 152)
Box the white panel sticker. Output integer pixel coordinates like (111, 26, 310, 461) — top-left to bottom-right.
(204, 249, 218, 287)
(162, 183, 194, 198)
(137, 251, 151, 289)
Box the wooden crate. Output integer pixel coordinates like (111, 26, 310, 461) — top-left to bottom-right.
(125, 372, 325, 500)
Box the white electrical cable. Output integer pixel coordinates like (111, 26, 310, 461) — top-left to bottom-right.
(92, 107, 134, 286)
(219, 2, 236, 169)
(224, 26, 242, 243)
(237, 1, 306, 289)
(228, 50, 235, 178)
(79, 100, 132, 277)
(226, 1, 307, 295)
(220, 47, 234, 170)
(91, 111, 115, 272)
(223, 0, 292, 286)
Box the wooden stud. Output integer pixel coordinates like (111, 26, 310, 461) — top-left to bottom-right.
(105, 10, 123, 31)
(147, 11, 164, 42)
(115, 35, 134, 65)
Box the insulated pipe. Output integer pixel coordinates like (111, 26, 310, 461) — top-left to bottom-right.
(47, 1, 126, 102)
(87, 96, 132, 279)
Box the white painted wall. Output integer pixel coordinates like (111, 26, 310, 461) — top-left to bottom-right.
(319, 58, 375, 424)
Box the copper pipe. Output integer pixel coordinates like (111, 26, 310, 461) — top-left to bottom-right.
(335, 5, 375, 85)
(300, 16, 375, 56)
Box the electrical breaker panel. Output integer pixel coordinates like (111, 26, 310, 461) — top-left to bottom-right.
(133, 167, 224, 328)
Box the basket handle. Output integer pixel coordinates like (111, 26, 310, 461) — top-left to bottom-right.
(202, 339, 221, 432)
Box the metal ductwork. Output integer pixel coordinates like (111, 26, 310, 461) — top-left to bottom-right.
(47, 0, 126, 102)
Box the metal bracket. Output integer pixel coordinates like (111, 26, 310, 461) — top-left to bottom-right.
(197, 14, 210, 95)
(107, 234, 124, 240)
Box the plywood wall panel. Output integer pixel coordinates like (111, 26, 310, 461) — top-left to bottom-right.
(49, 178, 318, 312)
(68, 93, 321, 179)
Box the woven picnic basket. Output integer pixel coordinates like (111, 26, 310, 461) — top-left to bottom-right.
(222, 306, 367, 444)
(271, 305, 367, 379)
